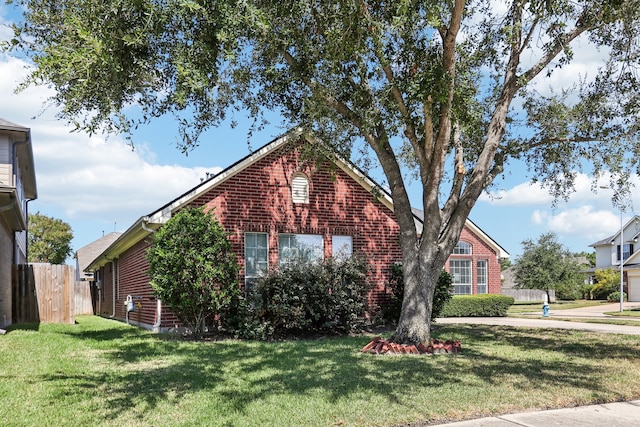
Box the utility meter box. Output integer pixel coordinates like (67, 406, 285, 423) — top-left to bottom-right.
(125, 295, 136, 313)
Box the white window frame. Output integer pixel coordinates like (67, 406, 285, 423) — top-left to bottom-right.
(279, 233, 324, 266)
(332, 235, 353, 260)
(477, 259, 488, 294)
(245, 232, 269, 292)
(450, 259, 472, 295)
(453, 241, 472, 255)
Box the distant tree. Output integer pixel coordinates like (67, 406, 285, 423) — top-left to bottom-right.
(28, 212, 73, 264)
(499, 258, 512, 271)
(513, 233, 585, 301)
(146, 207, 240, 339)
(573, 251, 596, 267)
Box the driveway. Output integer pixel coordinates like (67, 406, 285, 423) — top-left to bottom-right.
(436, 302, 640, 335)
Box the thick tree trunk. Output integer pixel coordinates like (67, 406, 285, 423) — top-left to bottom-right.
(391, 248, 446, 344)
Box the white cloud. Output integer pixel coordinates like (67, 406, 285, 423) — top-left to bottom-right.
(480, 180, 553, 206)
(531, 205, 620, 241)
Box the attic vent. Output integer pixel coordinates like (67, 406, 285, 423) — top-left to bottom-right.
(292, 173, 309, 204)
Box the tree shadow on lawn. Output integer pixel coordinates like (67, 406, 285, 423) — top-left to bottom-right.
(36, 323, 640, 423)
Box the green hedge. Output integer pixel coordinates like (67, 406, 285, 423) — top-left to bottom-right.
(440, 294, 514, 317)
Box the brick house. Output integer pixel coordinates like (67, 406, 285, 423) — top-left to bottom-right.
(86, 130, 508, 331)
(0, 118, 37, 328)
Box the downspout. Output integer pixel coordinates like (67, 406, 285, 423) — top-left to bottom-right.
(142, 216, 162, 332)
(111, 260, 116, 318)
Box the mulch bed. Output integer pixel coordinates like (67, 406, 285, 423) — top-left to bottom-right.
(361, 336, 461, 355)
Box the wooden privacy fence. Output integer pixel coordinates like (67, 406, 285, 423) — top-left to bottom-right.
(12, 263, 93, 324)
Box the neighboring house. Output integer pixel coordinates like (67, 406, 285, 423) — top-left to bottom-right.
(86, 130, 509, 331)
(589, 215, 640, 301)
(74, 232, 123, 315)
(0, 118, 37, 328)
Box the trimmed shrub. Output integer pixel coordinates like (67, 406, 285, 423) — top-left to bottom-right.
(229, 255, 371, 339)
(441, 294, 514, 317)
(381, 264, 453, 324)
(607, 291, 627, 303)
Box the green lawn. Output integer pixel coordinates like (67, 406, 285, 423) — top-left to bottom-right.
(2, 316, 640, 426)
(508, 299, 607, 314)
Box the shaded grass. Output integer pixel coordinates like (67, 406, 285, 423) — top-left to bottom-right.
(1, 316, 640, 426)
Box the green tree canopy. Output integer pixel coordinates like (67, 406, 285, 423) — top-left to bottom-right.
(513, 232, 585, 301)
(28, 212, 73, 264)
(7, 0, 640, 343)
(146, 206, 240, 338)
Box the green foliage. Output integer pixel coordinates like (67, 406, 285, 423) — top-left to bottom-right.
(28, 212, 73, 264)
(607, 291, 627, 303)
(146, 206, 240, 338)
(591, 268, 621, 299)
(382, 264, 453, 324)
(441, 295, 515, 317)
(230, 256, 371, 339)
(513, 233, 586, 300)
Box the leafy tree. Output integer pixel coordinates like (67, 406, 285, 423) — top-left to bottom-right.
(146, 206, 240, 339)
(591, 268, 620, 300)
(513, 233, 585, 301)
(7, 1, 640, 343)
(28, 212, 73, 264)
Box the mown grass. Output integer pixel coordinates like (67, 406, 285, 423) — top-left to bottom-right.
(508, 299, 606, 314)
(2, 316, 640, 426)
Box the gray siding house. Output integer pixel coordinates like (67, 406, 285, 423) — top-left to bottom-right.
(0, 119, 37, 328)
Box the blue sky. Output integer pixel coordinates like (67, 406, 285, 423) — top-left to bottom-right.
(1, 4, 638, 264)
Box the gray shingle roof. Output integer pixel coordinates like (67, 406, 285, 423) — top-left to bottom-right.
(75, 232, 123, 278)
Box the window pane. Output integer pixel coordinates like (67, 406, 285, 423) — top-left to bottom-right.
(450, 259, 471, 295)
(279, 234, 323, 266)
(453, 241, 472, 255)
(477, 260, 487, 294)
(245, 233, 268, 289)
(332, 235, 353, 259)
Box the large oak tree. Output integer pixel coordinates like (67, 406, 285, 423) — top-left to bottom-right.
(7, 0, 640, 343)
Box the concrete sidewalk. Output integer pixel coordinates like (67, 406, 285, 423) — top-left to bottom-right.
(436, 301, 640, 335)
(432, 400, 640, 426)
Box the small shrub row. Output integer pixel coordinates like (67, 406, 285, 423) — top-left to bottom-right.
(607, 291, 627, 302)
(226, 256, 371, 340)
(440, 294, 514, 317)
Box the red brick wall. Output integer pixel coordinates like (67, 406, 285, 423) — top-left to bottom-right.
(189, 143, 404, 308)
(445, 227, 502, 294)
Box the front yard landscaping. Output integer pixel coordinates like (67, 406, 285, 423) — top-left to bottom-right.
(1, 315, 640, 426)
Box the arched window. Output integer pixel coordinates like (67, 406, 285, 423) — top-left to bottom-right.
(291, 173, 309, 204)
(453, 241, 472, 255)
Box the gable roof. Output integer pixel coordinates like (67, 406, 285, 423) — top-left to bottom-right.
(590, 215, 640, 247)
(75, 232, 123, 280)
(411, 208, 509, 259)
(86, 129, 508, 270)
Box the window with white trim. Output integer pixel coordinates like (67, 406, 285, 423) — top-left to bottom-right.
(450, 259, 472, 294)
(332, 235, 353, 260)
(477, 259, 488, 294)
(245, 232, 268, 292)
(291, 173, 309, 204)
(279, 234, 323, 266)
(453, 241, 472, 255)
